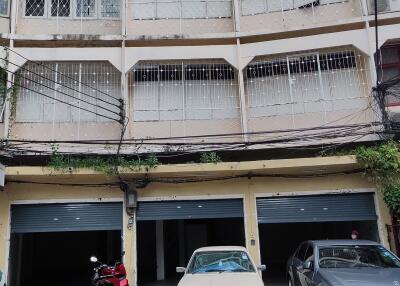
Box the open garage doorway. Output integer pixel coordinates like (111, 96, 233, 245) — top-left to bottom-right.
(7, 203, 123, 286)
(256, 193, 380, 286)
(136, 199, 245, 286)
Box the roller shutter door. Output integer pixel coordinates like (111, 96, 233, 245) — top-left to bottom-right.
(137, 199, 244, 221)
(256, 193, 377, 224)
(11, 202, 123, 233)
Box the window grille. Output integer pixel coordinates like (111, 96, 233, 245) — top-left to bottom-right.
(132, 0, 232, 20)
(244, 50, 369, 118)
(130, 61, 239, 121)
(241, 0, 348, 16)
(16, 61, 121, 123)
(25, 0, 45, 16)
(0, 0, 8, 15)
(76, 0, 96, 17)
(100, 0, 120, 17)
(24, 0, 120, 18)
(51, 0, 71, 16)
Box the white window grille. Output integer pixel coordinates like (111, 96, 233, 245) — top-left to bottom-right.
(25, 0, 46, 16)
(130, 61, 240, 121)
(244, 49, 369, 118)
(0, 0, 8, 16)
(24, 0, 120, 18)
(132, 0, 232, 20)
(76, 0, 96, 17)
(51, 0, 71, 17)
(100, 0, 120, 17)
(16, 61, 121, 123)
(241, 0, 348, 16)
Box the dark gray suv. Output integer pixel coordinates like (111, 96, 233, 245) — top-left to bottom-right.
(287, 240, 400, 286)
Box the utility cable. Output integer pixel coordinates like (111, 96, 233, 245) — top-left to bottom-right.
(1, 63, 122, 118)
(2, 46, 121, 102)
(4, 78, 121, 122)
(0, 57, 122, 109)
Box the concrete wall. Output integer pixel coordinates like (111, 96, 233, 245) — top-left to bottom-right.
(0, 164, 393, 285)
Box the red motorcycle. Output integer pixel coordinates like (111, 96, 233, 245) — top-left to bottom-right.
(90, 256, 129, 286)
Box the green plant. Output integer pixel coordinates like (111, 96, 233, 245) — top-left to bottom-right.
(199, 152, 221, 164)
(48, 145, 160, 176)
(353, 141, 400, 217)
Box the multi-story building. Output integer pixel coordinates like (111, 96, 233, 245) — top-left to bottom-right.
(0, 0, 400, 285)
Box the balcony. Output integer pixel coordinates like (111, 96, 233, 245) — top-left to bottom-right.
(127, 0, 234, 37)
(240, 0, 363, 35)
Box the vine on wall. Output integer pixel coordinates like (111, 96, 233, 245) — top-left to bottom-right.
(353, 141, 400, 219)
(49, 144, 160, 176)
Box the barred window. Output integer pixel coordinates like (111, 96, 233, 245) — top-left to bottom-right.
(0, 0, 8, 15)
(241, 0, 348, 16)
(100, 0, 119, 17)
(25, 0, 45, 16)
(244, 50, 369, 118)
(76, 0, 96, 17)
(130, 62, 239, 121)
(51, 0, 70, 16)
(132, 0, 232, 20)
(16, 62, 121, 123)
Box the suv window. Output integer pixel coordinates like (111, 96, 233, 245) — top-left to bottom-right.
(304, 244, 313, 262)
(296, 243, 309, 261)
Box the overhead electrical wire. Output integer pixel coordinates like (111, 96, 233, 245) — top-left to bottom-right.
(2, 46, 121, 102)
(3, 77, 121, 122)
(0, 62, 122, 118)
(0, 57, 122, 109)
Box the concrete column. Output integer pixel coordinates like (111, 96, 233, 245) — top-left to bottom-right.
(244, 187, 261, 265)
(178, 220, 185, 266)
(236, 38, 249, 141)
(156, 220, 165, 281)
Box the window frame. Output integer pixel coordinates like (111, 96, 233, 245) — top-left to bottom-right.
(23, 0, 121, 19)
(48, 0, 72, 18)
(0, 0, 9, 17)
(132, 0, 233, 20)
(23, 0, 48, 18)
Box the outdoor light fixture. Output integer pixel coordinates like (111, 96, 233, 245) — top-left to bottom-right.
(120, 181, 137, 216)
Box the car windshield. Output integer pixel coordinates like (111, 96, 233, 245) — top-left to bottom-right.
(186, 251, 256, 274)
(319, 245, 400, 269)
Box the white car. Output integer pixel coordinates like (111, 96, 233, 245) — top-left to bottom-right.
(176, 246, 265, 286)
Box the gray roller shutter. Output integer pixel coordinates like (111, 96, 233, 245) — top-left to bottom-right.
(137, 199, 243, 221)
(256, 193, 377, 224)
(11, 202, 123, 233)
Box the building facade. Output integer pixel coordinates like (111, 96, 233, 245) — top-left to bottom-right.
(0, 0, 400, 285)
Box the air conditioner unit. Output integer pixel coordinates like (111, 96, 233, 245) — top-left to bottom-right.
(369, 0, 390, 13)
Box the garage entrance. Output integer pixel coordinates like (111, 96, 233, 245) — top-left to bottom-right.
(136, 199, 245, 286)
(8, 202, 123, 286)
(256, 193, 379, 286)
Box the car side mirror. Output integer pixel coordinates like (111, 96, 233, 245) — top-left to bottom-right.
(302, 261, 313, 270)
(176, 267, 186, 273)
(257, 265, 266, 271)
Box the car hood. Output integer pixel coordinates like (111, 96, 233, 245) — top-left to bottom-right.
(319, 268, 400, 286)
(177, 273, 264, 286)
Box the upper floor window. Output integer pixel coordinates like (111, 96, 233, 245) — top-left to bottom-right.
(132, 0, 232, 20)
(16, 61, 121, 123)
(379, 45, 400, 106)
(244, 49, 369, 118)
(130, 61, 240, 121)
(24, 0, 120, 18)
(241, 0, 348, 16)
(0, 0, 9, 16)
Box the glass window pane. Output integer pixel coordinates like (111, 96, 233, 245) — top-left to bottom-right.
(25, 0, 45, 16)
